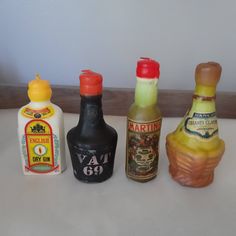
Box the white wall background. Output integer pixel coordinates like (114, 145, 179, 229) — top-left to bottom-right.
(0, 0, 235, 91)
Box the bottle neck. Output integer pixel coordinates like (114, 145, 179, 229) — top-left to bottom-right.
(190, 84, 217, 113)
(134, 77, 158, 107)
(194, 84, 216, 97)
(78, 95, 105, 129)
(29, 100, 51, 109)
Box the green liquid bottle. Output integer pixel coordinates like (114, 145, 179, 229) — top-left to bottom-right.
(126, 58, 162, 182)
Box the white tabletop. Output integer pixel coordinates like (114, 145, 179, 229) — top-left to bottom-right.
(0, 109, 236, 236)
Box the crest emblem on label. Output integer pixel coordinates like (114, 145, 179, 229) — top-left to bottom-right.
(24, 120, 58, 173)
(21, 106, 54, 119)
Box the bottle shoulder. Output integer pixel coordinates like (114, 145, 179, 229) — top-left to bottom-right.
(50, 103, 63, 113)
(18, 101, 62, 111)
(18, 102, 63, 127)
(104, 123, 118, 138)
(67, 123, 117, 147)
(18, 102, 30, 120)
(18, 102, 29, 112)
(128, 103, 161, 122)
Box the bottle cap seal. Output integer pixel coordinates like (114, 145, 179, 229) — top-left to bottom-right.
(79, 70, 103, 96)
(28, 74, 52, 102)
(136, 57, 160, 79)
(195, 62, 222, 86)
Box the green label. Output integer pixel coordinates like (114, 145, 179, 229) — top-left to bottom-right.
(184, 112, 218, 139)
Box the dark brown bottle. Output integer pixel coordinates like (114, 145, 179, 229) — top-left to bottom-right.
(67, 70, 118, 183)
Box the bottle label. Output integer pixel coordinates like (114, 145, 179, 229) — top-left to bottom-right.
(23, 120, 59, 173)
(184, 112, 218, 139)
(126, 118, 162, 181)
(70, 145, 116, 182)
(21, 106, 54, 119)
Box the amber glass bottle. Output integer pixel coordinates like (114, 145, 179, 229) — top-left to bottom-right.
(126, 58, 162, 182)
(67, 70, 118, 183)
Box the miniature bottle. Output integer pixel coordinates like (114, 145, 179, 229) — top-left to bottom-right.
(166, 62, 225, 187)
(18, 74, 66, 175)
(126, 58, 162, 182)
(67, 70, 118, 183)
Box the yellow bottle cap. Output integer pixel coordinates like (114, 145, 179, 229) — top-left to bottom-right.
(28, 74, 52, 102)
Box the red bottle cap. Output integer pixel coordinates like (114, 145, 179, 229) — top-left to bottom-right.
(136, 57, 160, 79)
(79, 70, 103, 96)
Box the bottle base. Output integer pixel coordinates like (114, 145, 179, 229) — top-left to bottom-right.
(169, 164, 214, 187)
(126, 173, 157, 183)
(73, 172, 113, 183)
(166, 139, 224, 188)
